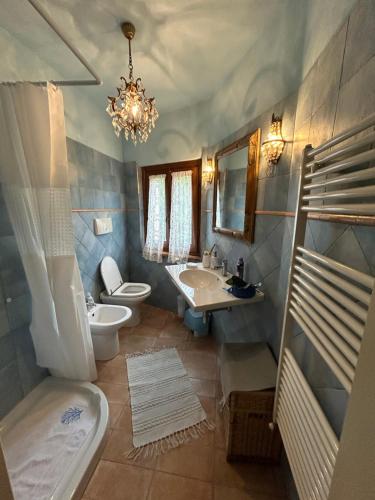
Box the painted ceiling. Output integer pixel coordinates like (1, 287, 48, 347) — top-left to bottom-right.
(0, 0, 310, 113)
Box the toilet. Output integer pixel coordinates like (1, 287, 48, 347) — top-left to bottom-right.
(100, 256, 151, 327)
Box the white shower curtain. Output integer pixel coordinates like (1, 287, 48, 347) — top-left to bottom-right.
(0, 82, 96, 381)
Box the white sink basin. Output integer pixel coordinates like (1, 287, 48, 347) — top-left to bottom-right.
(179, 269, 220, 289)
(165, 263, 265, 313)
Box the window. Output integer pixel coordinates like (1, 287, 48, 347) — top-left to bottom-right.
(142, 159, 201, 262)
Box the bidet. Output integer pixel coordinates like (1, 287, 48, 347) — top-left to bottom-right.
(88, 304, 132, 360)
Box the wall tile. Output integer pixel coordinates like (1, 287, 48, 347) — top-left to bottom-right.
(68, 140, 129, 300)
(334, 55, 375, 135)
(313, 22, 347, 114)
(341, 0, 375, 85)
(256, 174, 290, 211)
(0, 334, 16, 369)
(353, 225, 375, 275)
(326, 227, 371, 275)
(6, 293, 32, 331)
(0, 362, 24, 418)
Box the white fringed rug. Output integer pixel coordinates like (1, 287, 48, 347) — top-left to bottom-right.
(126, 348, 214, 459)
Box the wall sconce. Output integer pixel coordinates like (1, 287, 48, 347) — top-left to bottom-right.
(202, 157, 214, 185)
(261, 114, 285, 167)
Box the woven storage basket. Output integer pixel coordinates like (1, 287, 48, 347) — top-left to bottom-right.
(223, 389, 282, 463)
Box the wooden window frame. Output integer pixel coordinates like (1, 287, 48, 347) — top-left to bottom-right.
(142, 159, 202, 257)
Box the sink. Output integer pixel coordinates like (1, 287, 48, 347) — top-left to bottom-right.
(166, 263, 265, 313)
(179, 269, 220, 289)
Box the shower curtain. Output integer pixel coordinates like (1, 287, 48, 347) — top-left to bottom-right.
(0, 82, 96, 381)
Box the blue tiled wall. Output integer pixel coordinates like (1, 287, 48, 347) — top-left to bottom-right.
(0, 138, 128, 419)
(0, 186, 48, 418)
(67, 138, 128, 300)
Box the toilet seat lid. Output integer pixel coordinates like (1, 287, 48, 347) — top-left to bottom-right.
(100, 256, 123, 295)
(113, 282, 151, 298)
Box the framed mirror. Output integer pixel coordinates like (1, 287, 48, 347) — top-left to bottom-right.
(212, 128, 260, 242)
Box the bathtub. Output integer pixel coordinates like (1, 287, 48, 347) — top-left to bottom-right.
(0, 376, 109, 500)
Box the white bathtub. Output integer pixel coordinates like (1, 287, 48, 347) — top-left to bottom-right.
(0, 376, 109, 500)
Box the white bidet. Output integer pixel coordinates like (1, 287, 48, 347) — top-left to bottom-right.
(88, 304, 132, 360)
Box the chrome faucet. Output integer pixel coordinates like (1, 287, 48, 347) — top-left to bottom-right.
(85, 293, 96, 312)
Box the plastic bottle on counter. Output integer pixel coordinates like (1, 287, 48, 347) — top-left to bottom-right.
(236, 257, 244, 280)
(202, 250, 211, 268)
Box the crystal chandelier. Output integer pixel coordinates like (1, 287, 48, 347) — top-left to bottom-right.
(106, 22, 159, 144)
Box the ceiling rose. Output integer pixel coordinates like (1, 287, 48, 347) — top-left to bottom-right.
(106, 22, 159, 145)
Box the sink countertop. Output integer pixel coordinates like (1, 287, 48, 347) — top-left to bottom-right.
(165, 262, 264, 312)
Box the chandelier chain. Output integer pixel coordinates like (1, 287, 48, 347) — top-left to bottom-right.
(128, 38, 133, 79)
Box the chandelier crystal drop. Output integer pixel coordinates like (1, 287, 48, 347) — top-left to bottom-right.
(106, 22, 158, 144)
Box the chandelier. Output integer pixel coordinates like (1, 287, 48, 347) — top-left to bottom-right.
(106, 22, 159, 144)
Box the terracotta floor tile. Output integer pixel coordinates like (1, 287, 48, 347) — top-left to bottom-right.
(114, 404, 132, 430)
(108, 403, 125, 429)
(179, 351, 218, 380)
(95, 382, 129, 404)
(129, 324, 162, 337)
(88, 305, 286, 500)
(186, 334, 218, 354)
(119, 335, 156, 355)
(96, 356, 127, 385)
(156, 439, 214, 482)
(102, 427, 157, 470)
(153, 337, 186, 350)
(148, 472, 212, 500)
(190, 378, 216, 399)
(141, 310, 171, 329)
(213, 449, 283, 496)
(214, 484, 279, 500)
(214, 408, 226, 450)
(85, 460, 152, 500)
(200, 396, 216, 421)
(160, 318, 190, 339)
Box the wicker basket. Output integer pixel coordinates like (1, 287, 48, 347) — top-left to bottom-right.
(223, 388, 282, 463)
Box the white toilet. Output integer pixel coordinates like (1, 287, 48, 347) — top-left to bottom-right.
(88, 304, 132, 360)
(100, 256, 151, 327)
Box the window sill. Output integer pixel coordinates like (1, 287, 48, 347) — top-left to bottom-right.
(141, 251, 201, 263)
(160, 251, 201, 262)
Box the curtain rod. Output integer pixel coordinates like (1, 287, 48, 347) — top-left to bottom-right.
(4, 0, 102, 87)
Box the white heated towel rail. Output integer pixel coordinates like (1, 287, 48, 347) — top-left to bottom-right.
(273, 113, 375, 500)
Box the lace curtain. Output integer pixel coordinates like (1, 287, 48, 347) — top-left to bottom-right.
(168, 170, 192, 263)
(143, 174, 166, 262)
(0, 82, 96, 381)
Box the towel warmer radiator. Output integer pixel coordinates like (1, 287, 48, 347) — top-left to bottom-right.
(273, 113, 375, 500)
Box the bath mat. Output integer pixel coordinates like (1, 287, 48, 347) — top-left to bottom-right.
(126, 347, 214, 459)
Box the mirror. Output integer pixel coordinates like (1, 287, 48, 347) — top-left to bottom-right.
(213, 129, 260, 242)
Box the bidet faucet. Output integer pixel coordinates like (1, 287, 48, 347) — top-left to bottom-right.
(86, 293, 95, 311)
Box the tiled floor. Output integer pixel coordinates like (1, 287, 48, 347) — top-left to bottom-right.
(84, 304, 286, 500)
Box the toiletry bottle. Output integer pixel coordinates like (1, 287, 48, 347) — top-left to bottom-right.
(202, 250, 210, 268)
(236, 257, 244, 280)
(210, 250, 219, 269)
